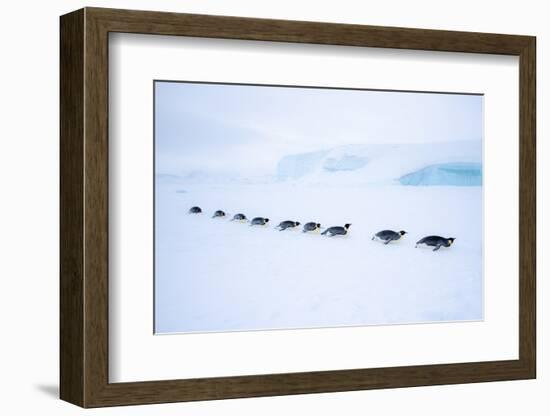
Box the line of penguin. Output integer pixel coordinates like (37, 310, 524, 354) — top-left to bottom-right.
(188, 206, 456, 252)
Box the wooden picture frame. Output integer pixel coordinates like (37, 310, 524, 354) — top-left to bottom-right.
(60, 7, 536, 408)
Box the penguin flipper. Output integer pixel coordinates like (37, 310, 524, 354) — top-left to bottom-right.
(433, 244, 442, 252)
(384, 239, 391, 245)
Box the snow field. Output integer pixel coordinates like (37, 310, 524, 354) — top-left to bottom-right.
(155, 182, 483, 334)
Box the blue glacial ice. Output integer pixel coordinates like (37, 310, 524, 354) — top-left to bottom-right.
(399, 162, 482, 186)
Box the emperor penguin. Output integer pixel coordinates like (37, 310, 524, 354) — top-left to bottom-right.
(231, 213, 247, 222)
(250, 217, 270, 226)
(372, 230, 407, 244)
(212, 210, 226, 218)
(302, 222, 321, 233)
(415, 235, 456, 251)
(321, 224, 351, 237)
(275, 220, 301, 231)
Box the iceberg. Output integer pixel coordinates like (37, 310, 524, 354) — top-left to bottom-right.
(323, 155, 369, 172)
(276, 141, 482, 186)
(277, 150, 328, 180)
(399, 162, 482, 186)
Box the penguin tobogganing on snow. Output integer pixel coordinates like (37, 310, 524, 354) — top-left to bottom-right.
(188, 206, 202, 214)
(250, 217, 270, 226)
(212, 210, 226, 218)
(231, 213, 247, 222)
(372, 230, 407, 244)
(302, 222, 321, 233)
(275, 220, 301, 231)
(415, 235, 456, 251)
(321, 224, 351, 237)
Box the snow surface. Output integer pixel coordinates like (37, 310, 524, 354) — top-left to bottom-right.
(155, 179, 483, 334)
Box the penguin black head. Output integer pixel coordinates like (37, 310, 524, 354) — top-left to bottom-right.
(344, 224, 352, 229)
(399, 230, 407, 235)
(295, 221, 301, 226)
(448, 237, 456, 244)
(316, 223, 321, 228)
(265, 218, 270, 223)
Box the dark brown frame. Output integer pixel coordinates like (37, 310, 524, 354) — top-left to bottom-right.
(60, 7, 536, 408)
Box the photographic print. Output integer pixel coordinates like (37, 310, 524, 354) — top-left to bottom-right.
(154, 81, 483, 334)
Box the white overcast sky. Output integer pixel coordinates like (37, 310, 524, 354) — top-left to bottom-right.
(155, 81, 483, 177)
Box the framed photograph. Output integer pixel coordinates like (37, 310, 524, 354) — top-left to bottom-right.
(60, 7, 536, 408)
